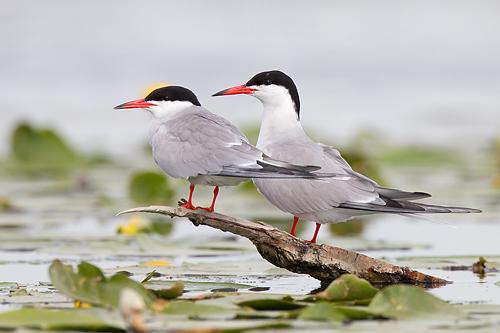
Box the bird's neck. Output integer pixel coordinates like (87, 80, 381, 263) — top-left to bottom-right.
(256, 99, 304, 152)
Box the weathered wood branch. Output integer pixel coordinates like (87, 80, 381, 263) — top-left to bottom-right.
(117, 206, 448, 287)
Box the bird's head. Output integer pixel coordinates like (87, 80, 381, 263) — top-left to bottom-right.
(115, 85, 201, 118)
(212, 70, 300, 119)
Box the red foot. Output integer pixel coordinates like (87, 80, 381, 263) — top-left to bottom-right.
(195, 206, 214, 213)
(178, 185, 219, 213)
(180, 202, 196, 210)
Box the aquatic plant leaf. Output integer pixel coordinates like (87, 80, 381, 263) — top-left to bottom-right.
(145, 280, 253, 292)
(297, 302, 347, 321)
(128, 171, 175, 205)
(317, 274, 379, 305)
(368, 285, 461, 318)
(49, 260, 155, 308)
(238, 298, 306, 311)
(78, 261, 105, 280)
(151, 281, 184, 300)
(10, 123, 81, 167)
(0, 308, 123, 331)
(328, 219, 365, 236)
(161, 300, 231, 315)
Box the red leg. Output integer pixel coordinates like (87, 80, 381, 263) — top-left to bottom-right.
(198, 186, 219, 212)
(308, 223, 321, 244)
(180, 183, 196, 210)
(290, 216, 299, 236)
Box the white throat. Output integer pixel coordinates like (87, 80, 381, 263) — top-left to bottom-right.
(254, 86, 303, 150)
(147, 100, 194, 119)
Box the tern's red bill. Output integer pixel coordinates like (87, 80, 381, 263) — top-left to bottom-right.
(212, 85, 256, 96)
(114, 98, 154, 109)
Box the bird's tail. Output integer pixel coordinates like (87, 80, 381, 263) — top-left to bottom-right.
(339, 199, 481, 214)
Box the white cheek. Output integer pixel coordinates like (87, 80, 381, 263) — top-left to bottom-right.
(148, 101, 194, 118)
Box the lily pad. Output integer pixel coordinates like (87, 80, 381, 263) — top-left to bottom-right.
(297, 303, 347, 321)
(145, 280, 253, 292)
(0, 308, 123, 331)
(49, 260, 156, 308)
(10, 123, 81, 168)
(128, 171, 175, 205)
(368, 285, 461, 319)
(151, 281, 184, 300)
(161, 300, 231, 316)
(238, 298, 306, 311)
(315, 274, 379, 305)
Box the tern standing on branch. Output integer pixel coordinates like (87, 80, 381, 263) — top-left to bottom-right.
(213, 70, 481, 243)
(115, 85, 344, 212)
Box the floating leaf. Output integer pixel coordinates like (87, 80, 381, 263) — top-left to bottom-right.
(329, 219, 365, 236)
(161, 300, 231, 316)
(368, 285, 461, 319)
(0, 308, 123, 331)
(0, 282, 18, 290)
(128, 171, 175, 205)
(10, 123, 81, 168)
(49, 260, 155, 309)
(297, 302, 347, 321)
(0, 197, 16, 212)
(316, 274, 379, 305)
(238, 298, 305, 311)
(145, 280, 253, 293)
(151, 281, 184, 300)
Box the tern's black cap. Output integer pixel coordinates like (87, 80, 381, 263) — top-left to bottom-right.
(245, 70, 300, 117)
(145, 86, 201, 106)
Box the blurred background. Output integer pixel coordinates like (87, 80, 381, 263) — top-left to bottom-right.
(1, 0, 499, 155)
(0, 0, 499, 305)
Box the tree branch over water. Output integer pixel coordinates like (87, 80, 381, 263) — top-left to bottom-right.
(117, 206, 448, 287)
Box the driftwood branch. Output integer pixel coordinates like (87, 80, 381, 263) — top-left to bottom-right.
(117, 206, 448, 287)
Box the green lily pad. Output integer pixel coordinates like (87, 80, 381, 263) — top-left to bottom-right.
(161, 300, 231, 316)
(49, 260, 156, 308)
(315, 274, 379, 305)
(0, 308, 123, 331)
(151, 281, 184, 300)
(368, 285, 461, 319)
(0, 282, 18, 290)
(10, 123, 81, 168)
(145, 280, 253, 292)
(297, 302, 348, 321)
(238, 297, 306, 311)
(328, 219, 365, 236)
(128, 171, 175, 205)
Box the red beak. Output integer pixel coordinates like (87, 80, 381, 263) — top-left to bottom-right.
(114, 98, 155, 110)
(212, 85, 256, 97)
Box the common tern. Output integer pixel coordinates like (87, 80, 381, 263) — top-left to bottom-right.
(213, 70, 481, 243)
(115, 85, 344, 212)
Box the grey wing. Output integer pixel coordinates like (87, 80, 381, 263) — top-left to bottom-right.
(254, 142, 384, 214)
(319, 144, 479, 214)
(256, 142, 434, 215)
(150, 109, 343, 180)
